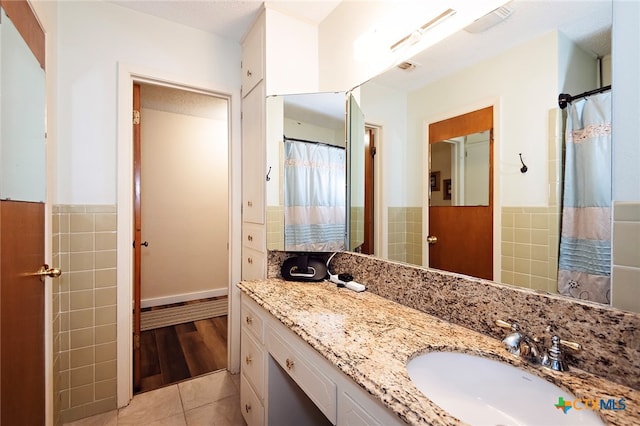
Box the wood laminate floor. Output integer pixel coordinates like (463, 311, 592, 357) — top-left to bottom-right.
(138, 315, 228, 394)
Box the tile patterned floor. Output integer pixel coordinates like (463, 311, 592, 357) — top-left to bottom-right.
(64, 370, 246, 426)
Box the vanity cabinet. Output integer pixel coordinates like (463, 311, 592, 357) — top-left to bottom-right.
(240, 294, 404, 426)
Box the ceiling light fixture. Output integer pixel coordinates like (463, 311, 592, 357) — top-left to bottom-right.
(390, 8, 457, 52)
(353, 0, 511, 78)
(464, 2, 513, 33)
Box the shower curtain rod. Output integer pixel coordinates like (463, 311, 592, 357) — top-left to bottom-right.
(558, 85, 611, 109)
(284, 135, 345, 149)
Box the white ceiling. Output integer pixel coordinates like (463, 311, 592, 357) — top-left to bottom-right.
(109, 0, 341, 42)
(377, 0, 612, 91)
(110, 0, 612, 92)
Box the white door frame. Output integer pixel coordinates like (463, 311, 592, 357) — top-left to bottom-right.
(116, 63, 241, 407)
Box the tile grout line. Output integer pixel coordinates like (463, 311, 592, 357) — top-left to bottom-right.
(177, 383, 188, 425)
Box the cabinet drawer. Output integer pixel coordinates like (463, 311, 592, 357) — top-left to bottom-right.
(241, 330, 265, 399)
(241, 299, 265, 343)
(242, 247, 266, 280)
(267, 325, 337, 424)
(243, 223, 266, 252)
(240, 373, 265, 426)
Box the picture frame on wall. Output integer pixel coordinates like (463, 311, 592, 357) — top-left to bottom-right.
(444, 179, 452, 200)
(430, 171, 441, 192)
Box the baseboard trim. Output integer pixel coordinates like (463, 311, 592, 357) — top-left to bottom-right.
(141, 298, 228, 331)
(141, 288, 228, 309)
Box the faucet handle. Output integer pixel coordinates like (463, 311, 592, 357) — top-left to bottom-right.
(542, 335, 581, 371)
(558, 338, 581, 352)
(496, 319, 518, 331)
(543, 325, 582, 351)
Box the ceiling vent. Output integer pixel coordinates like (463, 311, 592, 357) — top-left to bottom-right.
(397, 61, 417, 71)
(464, 2, 513, 34)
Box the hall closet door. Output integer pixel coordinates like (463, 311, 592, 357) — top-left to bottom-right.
(0, 1, 51, 424)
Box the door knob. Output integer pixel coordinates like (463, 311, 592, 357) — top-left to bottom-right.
(32, 264, 63, 282)
(427, 235, 438, 244)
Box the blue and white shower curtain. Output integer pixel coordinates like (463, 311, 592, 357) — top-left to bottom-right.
(284, 138, 346, 251)
(558, 91, 612, 303)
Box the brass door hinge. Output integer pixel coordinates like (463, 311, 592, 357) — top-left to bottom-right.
(134, 334, 140, 350)
(133, 110, 140, 125)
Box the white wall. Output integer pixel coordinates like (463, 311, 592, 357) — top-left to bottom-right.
(558, 30, 598, 95)
(318, 0, 393, 91)
(405, 31, 561, 207)
(283, 117, 343, 146)
(360, 81, 408, 206)
(56, 1, 241, 204)
(140, 100, 229, 304)
(265, 7, 319, 95)
(612, 0, 640, 201)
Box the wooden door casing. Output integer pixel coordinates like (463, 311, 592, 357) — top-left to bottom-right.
(0, 200, 45, 425)
(133, 83, 142, 392)
(428, 107, 493, 280)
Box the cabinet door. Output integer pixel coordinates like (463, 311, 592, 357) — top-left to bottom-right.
(241, 14, 264, 97)
(242, 81, 265, 224)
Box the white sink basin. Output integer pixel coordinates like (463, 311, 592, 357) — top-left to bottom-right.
(406, 351, 604, 425)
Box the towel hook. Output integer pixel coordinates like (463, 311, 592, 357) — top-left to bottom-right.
(519, 153, 528, 173)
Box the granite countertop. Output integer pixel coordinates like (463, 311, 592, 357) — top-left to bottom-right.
(238, 278, 640, 426)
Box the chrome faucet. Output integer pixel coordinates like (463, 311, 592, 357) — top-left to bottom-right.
(496, 320, 541, 364)
(496, 320, 582, 371)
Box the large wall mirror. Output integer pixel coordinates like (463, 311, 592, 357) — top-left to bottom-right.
(264, 1, 613, 304)
(355, 0, 612, 302)
(265, 92, 365, 253)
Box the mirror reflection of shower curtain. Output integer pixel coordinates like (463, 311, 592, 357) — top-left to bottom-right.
(558, 91, 611, 303)
(284, 138, 346, 251)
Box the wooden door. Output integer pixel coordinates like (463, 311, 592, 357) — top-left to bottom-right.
(0, 1, 48, 423)
(428, 107, 493, 280)
(361, 127, 376, 254)
(1, 201, 45, 425)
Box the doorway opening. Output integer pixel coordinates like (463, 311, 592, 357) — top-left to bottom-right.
(132, 82, 230, 394)
(361, 126, 377, 254)
(426, 106, 494, 280)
